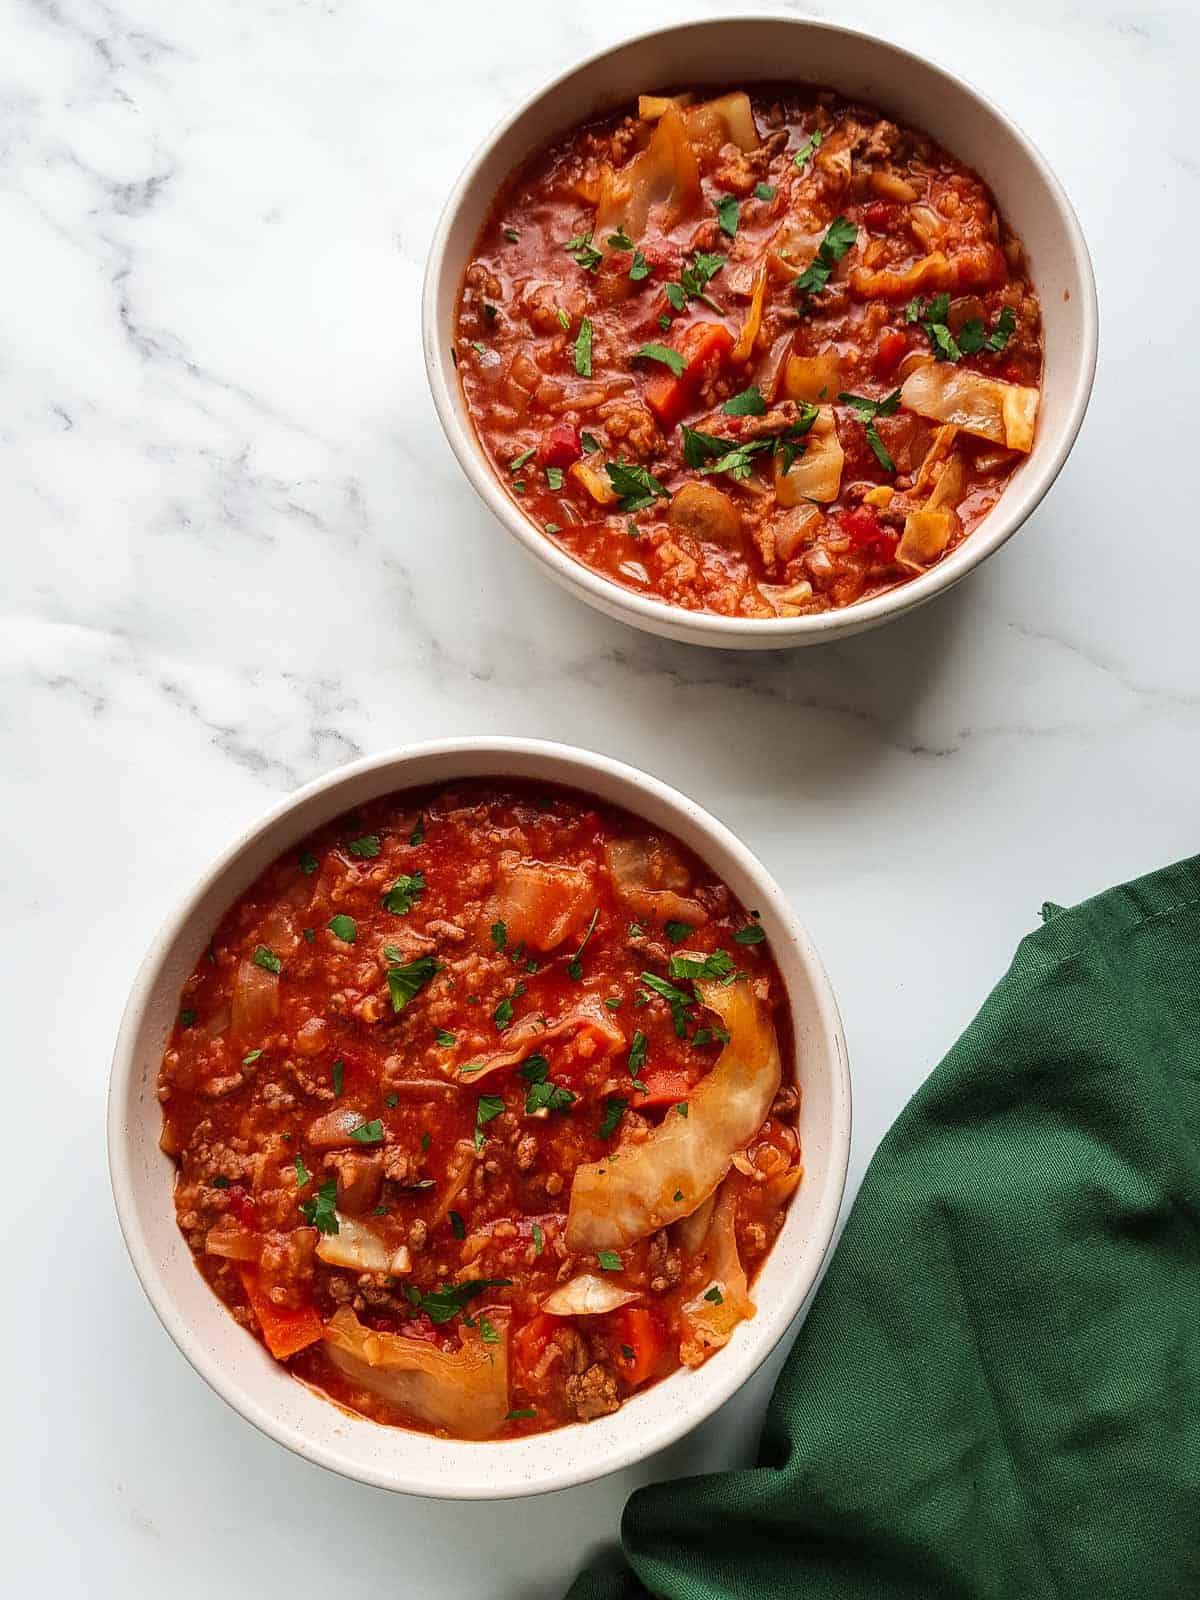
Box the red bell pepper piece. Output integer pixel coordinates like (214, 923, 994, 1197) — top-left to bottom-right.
(643, 321, 735, 429)
(539, 422, 582, 470)
(872, 328, 908, 379)
(841, 507, 898, 561)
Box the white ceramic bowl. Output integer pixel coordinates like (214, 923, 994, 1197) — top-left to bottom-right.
(423, 16, 1097, 650)
(108, 738, 851, 1498)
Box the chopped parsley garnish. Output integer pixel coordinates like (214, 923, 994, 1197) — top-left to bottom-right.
(483, 303, 497, 322)
(386, 1092, 398, 1107)
(506, 1408, 536, 1421)
(409, 815, 425, 846)
(794, 215, 857, 306)
(722, 384, 767, 417)
(567, 908, 600, 981)
(564, 230, 602, 272)
(327, 913, 357, 943)
(906, 293, 961, 360)
(300, 1178, 339, 1235)
(382, 870, 425, 915)
(581, 431, 600, 453)
(599, 1096, 627, 1139)
(420, 1131, 430, 1151)
(242, 1048, 262, 1065)
(532, 1222, 545, 1255)
(734, 922, 765, 944)
(331, 1058, 344, 1096)
(604, 996, 623, 1010)
(406, 1277, 512, 1325)
(682, 406, 819, 483)
(385, 953, 442, 1013)
(715, 195, 739, 237)
(474, 1094, 505, 1151)
(449, 1209, 466, 1239)
(211, 1176, 230, 1189)
(303, 928, 315, 944)
(838, 388, 902, 472)
(986, 306, 1017, 351)
(544, 522, 561, 535)
(673, 1189, 684, 1202)
(605, 459, 669, 512)
(630, 249, 650, 281)
(793, 128, 824, 168)
(180, 1008, 196, 1028)
(597, 1250, 622, 1272)
(350, 1119, 384, 1145)
(494, 996, 515, 1031)
(628, 922, 646, 938)
(664, 920, 694, 944)
(658, 312, 671, 330)
(754, 181, 777, 201)
(635, 342, 686, 377)
(491, 920, 507, 951)
(434, 1028, 456, 1047)
(347, 834, 380, 858)
(557, 308, 570, 331)
(669, 948, 735, 982)
(519, 1053, 576, 1115)
(503, 226, 519, 242)
(479, 1314, 500, 1345)
(299, 850, 319, 875)
(628, 1030, 648, 1076)
(546, 466, 564, 491)
(470, 341, 487, 357)
(573, 316, 594, 377)
(294, 1156, 310, 1186)
(641, 971, 694, 1036)
(509, 447, 535, 472)
(676, 1102, 690, 1118)
(373, 1204, 389, 1216)
(253, 945, 282, 974)
(607, 225, 634, 250)
(960, 305, 1018, 355)
(704, 1284, 724, 1304)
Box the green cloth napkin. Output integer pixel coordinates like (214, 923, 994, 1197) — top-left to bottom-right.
(569, 857, 1200, 1600)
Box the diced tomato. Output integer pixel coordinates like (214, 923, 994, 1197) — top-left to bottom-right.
(631, 1067, 697, 1110)
(872, 328, 908, 378)
(513, 1312, 561, 1378)
(840, 507, 898, 561)
(226, 1184, 259, 1229)
(863, 201, 897, 233)
(539, 422, 582, 470)
(609, 1307, 666, 1388)
(643, 321, 735, 429)
(236, 1266, 323, 1361)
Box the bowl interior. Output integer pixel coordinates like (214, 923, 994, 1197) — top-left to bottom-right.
(424, 17, 1096, 647)
(110, 741, 850, 1497)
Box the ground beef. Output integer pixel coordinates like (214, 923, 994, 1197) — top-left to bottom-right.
(565, 1363, 621, 1421)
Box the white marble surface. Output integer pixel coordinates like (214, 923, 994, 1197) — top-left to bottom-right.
(4, 0, 1197, 1592)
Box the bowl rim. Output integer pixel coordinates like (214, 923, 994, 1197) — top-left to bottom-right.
(421, 13, 1099, 649)
(108, 737, 852, 1498)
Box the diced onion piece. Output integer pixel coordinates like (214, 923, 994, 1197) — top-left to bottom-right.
(783, 350, 842, 403)
(493, 858, 594, 952)
(869, 170, 919, 202)
(863, 485, 895, 509)
(896, 509, 954, 570)
(901, 365, 1039, 452)
(323, 1306, 510, 1439)
(774, 405, 843, 505)
(850, 250, 953, 301)
(231, 957, 279, 1036)
(570, 461, 617, 506)
(595, 104, 700, 240)
(566, 978, 781, 1251)
(453, 997, 624, 1086)
(926, 451, 966, 513)
(316, 1213, 409, 1275)
(760, 580, 814, 617)
(604, 836, 707, 928)
(205, 1217, 260, 1263)
(306, 1107, 369, 1150)
(773, 502, 823, 564)
(684, 91, 760, 154)
(911, 424, 959, 497)
(731, 262, 767, 364)
(638, 92, 694, 121)
(679, 1180, 754, 1365)
(542, 1273, 641, 1316)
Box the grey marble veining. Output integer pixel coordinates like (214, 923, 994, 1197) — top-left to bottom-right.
(3, 0, 1198, 1593)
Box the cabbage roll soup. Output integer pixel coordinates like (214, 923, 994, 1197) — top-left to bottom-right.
(157, 781, 799, 1438)
(454, 86, 1043, 617)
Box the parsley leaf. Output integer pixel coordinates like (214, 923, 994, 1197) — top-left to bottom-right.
(664, 920, 694, 944)
(300, 1178, 339, 1235)
(294, 1156, 310, 1186)
(509, 447, 535, 473)
(519, 1053, 576, 1115)
(605, 459, 669, 512)
(635, 342, 686, 377)
(754, 181, 777, 201)
(597, 1250, 622, 1272)
(491, 920, 507, 951)
(581, 431, 600, 453)
(503, 227, 519, 243)
(494, 996, 515, 1031)
(567, 908, 600, 981)
(407, 1277, 512, 1325)
(669, 949, 735, 981)
(299, 851, 319, 875)
(734, 922, 765, 945)
(253, 945, 281, 974)
(722, 385, 767, 417)
(793, 216, 857, 306)
(382, 870, 425, 915)
(532, 1222, 545, 1256)
(681, 424, 732, 469)
(347, 834, 380, 858)
(640, 971, 694, 1036)
(507, 1408, 536, 1421)
(546, 465, 564, 491)
(838, 389, 902, 473)
(434, 1028, 456, 1047)
(793, 128, 824, 168)
(629, 249, 651, 281)
(350, 1119, 384, 1145)
(564, 230, 602, 272)
(409, 815, 425, 846)
(607, 225, 634, 250)
(479, 1314, 500, 1345)
(180, 1008, 196, 1028)
(386, 954, 441, 1013)
(599, 1096, 627, 1139)
(242, 1048, 262, 1065)
(628, 1030, 648, 1077)
(715, 195, 739, 237)
(449, 1209, 466, 1239)
(986, 306, 1017, 352)
(474, 1094, 505, 1151)
(328, 913, 357, 943)
(331, 1059, 344, 1096)
(704, 1284, 724, 1304)
(574, 316, 593, 377)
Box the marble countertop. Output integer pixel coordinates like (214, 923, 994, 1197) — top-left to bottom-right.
(5, 0, 1197, 1592)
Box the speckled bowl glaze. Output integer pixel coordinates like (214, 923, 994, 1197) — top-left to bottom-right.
(423, 15, 1097, 650)
(108, 739, 851, 1498)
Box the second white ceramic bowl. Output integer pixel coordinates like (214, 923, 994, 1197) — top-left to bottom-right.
(423, 15, 1097, 649)
(108, 738, 851, 1498)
